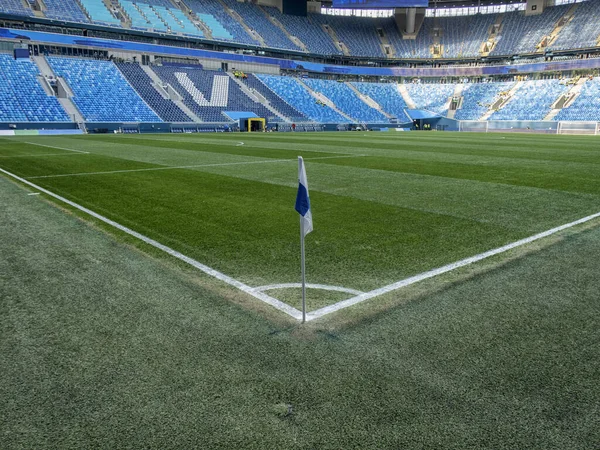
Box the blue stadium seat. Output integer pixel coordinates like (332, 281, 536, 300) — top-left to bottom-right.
(555, 77, 600, 122)
(491, 79, 569, 121)
(0, 0, 34, 17)
(405, 83, 456, 115)
(244, 74, 307, 121)
(43, 0, 90, 23)
(454, 81, 513, 121)
(351, 82, 409, 120)
(552, 1, 600, 51)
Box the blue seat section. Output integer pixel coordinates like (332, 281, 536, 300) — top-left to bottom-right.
(310, 14, 385, 58)
(439, 14, 496, 58)
(186, 0, 258, 45)
(0, 54, 69, 122)
(43, 0, 90, 23)
(266, 8, 338, 55)
(80, 0, 120, 25)
(454, 81, 513, 120)
(256, 74, 349, 123)
(0, 0, 34, 17)
(169, 8, 203, 36)
(491, 5, 569, 56)
(244, 74, 307, 121)
(351, 82, 408, 120)
(552, 0, 600, 51)
(137, 2, 168, 31)
(151, 65, 277, 122)
(302, 78, 388, 123)
(121, 1, 151, 29)
(220, 0, 300, 51)
(197, 13, 233, 40)
(116, 62, 192, 122)
(384, 16, 431, 58)
(555, 78, 600, 122)
(490, 79, 569, 120)
(48, 57, 161, 122)
(405, 83, 456, 115)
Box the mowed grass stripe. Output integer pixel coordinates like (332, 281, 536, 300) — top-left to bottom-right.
(30, 168, 521, 293)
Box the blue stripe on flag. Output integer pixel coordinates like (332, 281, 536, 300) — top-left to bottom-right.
(295, 183, 310, 217)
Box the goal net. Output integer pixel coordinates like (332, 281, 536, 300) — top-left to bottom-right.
(458, 121, 488, 132)
(557, 121, 599, 135)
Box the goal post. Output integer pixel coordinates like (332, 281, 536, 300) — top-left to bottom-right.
(458, 121, 488, 133)
(557, 121, 599, 135)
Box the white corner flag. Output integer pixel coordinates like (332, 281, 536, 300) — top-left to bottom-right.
(295, 156, 312, 322)
(295, 156, 313, 236)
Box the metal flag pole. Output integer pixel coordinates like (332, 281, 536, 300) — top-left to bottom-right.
(300, 217, 306, 323)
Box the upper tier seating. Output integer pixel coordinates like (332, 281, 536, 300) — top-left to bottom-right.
(116, 62, 192, 122)
(302, 78, 388, 123)
(196, 13, 233, 40)
(80, 0, 120, 26)
(384, 16, 431, 58)
(151, 65, 278, 122)
(351, 82, 409, 120)
(490, 79, 569, 120)
(243, 74, 308, 121)
(454, 81, 513, 121)
(552, 0, 600, 51)
(438, 14, 497, 58)
(554, 77, 600, 122)
(0, 0, 34, 17)
(491, 5, 570, 56)
(266, 8, 339, 55)
(43, 0, 90, 23)
(220, 0, 300, 51)
(256, 74, 349, 123)
(120, 1, 151, 29)
(0, 54, 69, 122)
(405, 83, 456, 115)
(48, 57, 161, 122)
(311, 14, 385, 58)
(186, 0, 258, 45)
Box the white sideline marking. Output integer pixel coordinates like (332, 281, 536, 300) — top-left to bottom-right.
(23, 141, 89, 154)
(26, 154, 365, 179)
(0, 167, 304, 321)
(0, 153, 88, 159)
(27, 192, 40, 196)
(253, 283, 363, 296)
(305, 211, 600, 322)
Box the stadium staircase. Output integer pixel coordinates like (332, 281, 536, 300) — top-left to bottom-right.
(259, 6, 307, 52)
(397, 84, 417, 109)
(29, 0, 47, 18)
(32, 55, 85, 123)
(226, 72, 286, 121)
(216, 0, 265, 47)
(537, 3, 579, 52)
(296, 78, 356, 122)
(480, 14, 503, 56)
(346, 82, 394, 119)
(544, 77, 587, 120)
(446, 84, 464, 119)
(321, 24, 350, 56)
(173, 0, 211, 38)
(480, 80, 523, 120)
(73, 0, 93, 22)
(375, 26, 396, 59)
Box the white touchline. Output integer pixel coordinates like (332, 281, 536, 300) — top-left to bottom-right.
(23, 141, 89, 154)
(0, 166, 303, 321)
(253, 283, 364, 296)
(305, 210, 600, 322)
(26, 154, 366, 179)
(0, 153, 88, 159)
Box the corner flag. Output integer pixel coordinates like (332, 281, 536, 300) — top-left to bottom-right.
(295, 156, 313, 236)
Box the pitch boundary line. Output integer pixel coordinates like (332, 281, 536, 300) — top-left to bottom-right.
(253, 283, 363, 296)
(0, 166, 304, 321)
(305, 210, 600, 321)
(23, 141, 90, 154)
(26, 154, 365, 179)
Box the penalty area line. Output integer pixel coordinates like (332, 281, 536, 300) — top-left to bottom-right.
(23, 141, 89, 154)
(306, 210, 600, 322)
(0, 166, 304, 321)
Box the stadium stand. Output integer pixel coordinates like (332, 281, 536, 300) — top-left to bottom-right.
(120, 1, 152, 29)
(0, 0, 34, 17)
(79, 0, 121, 26)
(302, 78, 388, 123)
(439, 14, 497, 58)
(405, 83, 456, 115)
(243, 74, 308, 121)
(351, 82, 409, 120)
(490, 79, 570, 121)
(454, 81, 514, 121)
(552, 0, 600, 51)
(491, 5, 569, 56)
(555, 77, 600, 121)
(186, 0, 257, 44)
(310, 14, 385, 58)
(47, 57, 161, 122)
(151, 65, 277, 122)
(256, 74, 349, 123)
(0, 54, 69, 122)
(42, 0, 90, 23)
(266, 8, 339, 55)
(116, 62, 192, 122)
(219, 0, 300, 51)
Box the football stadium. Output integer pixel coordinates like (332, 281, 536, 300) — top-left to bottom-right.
(1, 0, 599, 447)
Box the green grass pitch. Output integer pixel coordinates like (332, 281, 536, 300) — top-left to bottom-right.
(1, 132, 599, 448)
